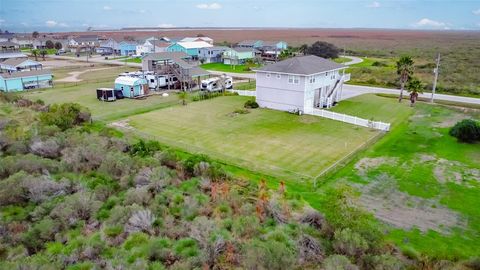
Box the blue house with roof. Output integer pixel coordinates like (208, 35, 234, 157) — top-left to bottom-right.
(0, 70, 53, 92)
(114, 76, 148, 98)
(166, 41, 212, 58)
(119, 41, 138, 56)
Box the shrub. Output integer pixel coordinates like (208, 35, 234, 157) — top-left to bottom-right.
(125, 209, 155, 234)
(232, 108, 250, 114)
(364, 254, 404, 270)
(124, 187, 152, 206)
(50, 192, 101, 227)
(243, 239, 296, 270)
(182, 154, 210, 176)
(29, 138, 61, 158)
(130, 139, 162, 157)
(39, 103, 91, 131)
(323, 254, 358, 270)
(449, 119, 480, 143)
(244, 99, 259, 109)
(0, 154, 61, 178)
(333, 228, 369, 257)
(174, 238, 199, 258)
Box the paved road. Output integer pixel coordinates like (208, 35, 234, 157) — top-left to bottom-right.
(342, 55, 363, 66)
(341, 84, 480, 105)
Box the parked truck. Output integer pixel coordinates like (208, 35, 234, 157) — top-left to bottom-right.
(200, 76, 233, 92)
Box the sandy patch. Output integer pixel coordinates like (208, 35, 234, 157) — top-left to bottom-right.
(42, 59, 91, 69)
(354, 157, 398, 175)
(56, 67, 116, 82)
(418, 153, 436, 163)
(433, 113, 469, 128)
(356, 174, 466, 234)
(109, 119, 134, 130)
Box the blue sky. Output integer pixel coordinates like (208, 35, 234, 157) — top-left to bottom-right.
(1, 0, 480, 32)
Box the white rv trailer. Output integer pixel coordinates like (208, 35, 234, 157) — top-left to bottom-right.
(200, 76, 233, 91)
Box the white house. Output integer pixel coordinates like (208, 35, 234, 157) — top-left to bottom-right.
(136, 39, 171, 55)
(253, 55, 350, 112)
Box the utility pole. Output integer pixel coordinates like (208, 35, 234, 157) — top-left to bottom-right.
(431, 53, 440, 102)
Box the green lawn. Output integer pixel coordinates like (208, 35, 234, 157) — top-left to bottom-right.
(126, 94, 411, 181)
(233, 80, 256, 90)
(333, 57, 351, 64)
(125, 57, 142, 63)
(200, 63, 259, 73)
(24, 82, 178, 121)
(324, 102, 480, 259)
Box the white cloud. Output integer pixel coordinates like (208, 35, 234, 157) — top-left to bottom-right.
(139, 9, 146, 13)
(413, 18, 451, 29)
(367, 1, 380, 8)
(158, 23, 175, 28)
(45, 20, 58, 27)
(58, 22, 68, 27)
(473, 8, 480, 15)
(103, 5, 112, 11)
(196, 3, 222, 9)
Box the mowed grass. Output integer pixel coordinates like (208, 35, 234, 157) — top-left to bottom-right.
(324, 102, 480, 259)
(24, 81, 178, 121)
(126, 94, 411, 181)
(200, 63, 259, 73)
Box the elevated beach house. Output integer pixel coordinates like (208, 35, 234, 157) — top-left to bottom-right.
(253, 55, 350, 112)
(223, 47, 255, 65)
(166, 41, 213, 59)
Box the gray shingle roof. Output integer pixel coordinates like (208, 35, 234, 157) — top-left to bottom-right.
(0, 69, 52, 79)
(255, 55, 345, 75)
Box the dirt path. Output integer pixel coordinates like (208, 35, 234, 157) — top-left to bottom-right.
(56, 67, 117, 82)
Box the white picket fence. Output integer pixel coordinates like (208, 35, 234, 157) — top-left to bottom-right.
(228, 89, 256, 97)
(227, 89, 390, 131)
(305, 108, 391, 131)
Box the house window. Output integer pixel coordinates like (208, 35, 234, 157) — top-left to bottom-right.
(276, 74, 281, 79)
(288, 75, 299, 84)
(309, 76, 315, 83)
(266, 73, 271, 78)
(325, 72, 328, 77)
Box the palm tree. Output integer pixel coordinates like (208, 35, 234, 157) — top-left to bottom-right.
(32, 49, 38, 61)
(299, 44, 308, 55)
(40, 50, 47, 61)
(406, 78, 423, 106)
(279, 48, 293, 60)
(178, 91, 187, 106)
(396, 56, 414, 102)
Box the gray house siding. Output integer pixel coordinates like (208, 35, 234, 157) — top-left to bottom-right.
(256, 71, 307, 111)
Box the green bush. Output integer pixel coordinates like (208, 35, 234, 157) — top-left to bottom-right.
(39, 103, 91, 131)
(173, 238, 199, 258)
(449, 119, 480, 143)
(130, 139, 162, 157)
(244, 99, 259, 109)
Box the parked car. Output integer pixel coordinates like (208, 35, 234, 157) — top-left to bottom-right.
(55, 49, 66, 55)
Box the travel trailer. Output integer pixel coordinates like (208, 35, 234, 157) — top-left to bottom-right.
(200, 76, 233, 91)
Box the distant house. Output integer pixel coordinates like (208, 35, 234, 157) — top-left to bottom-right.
(114, 76, 148, 98)
(253, 55, 350, 112)
(97, 38, 121, 54)
(237, 40, 263, 49)
(0, 52, 27, 62)
(68, 35, 99, 47)
(166, 41, 213, 58)
(0, 58, 43, 72)
(119, 41, 138, 56)
(180, 37, 214, 45)
(198, 46, 228, 63)
(33, 38, 68, 50)
(11, 37, 34, 48)
(223, 47, 255, 65)
(0, 41, 20, 52)
(0, 33, 15, 42)
(0, 69, 53, 92)
(136, 39, 171, 55)
(261, 41, 288, 51)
